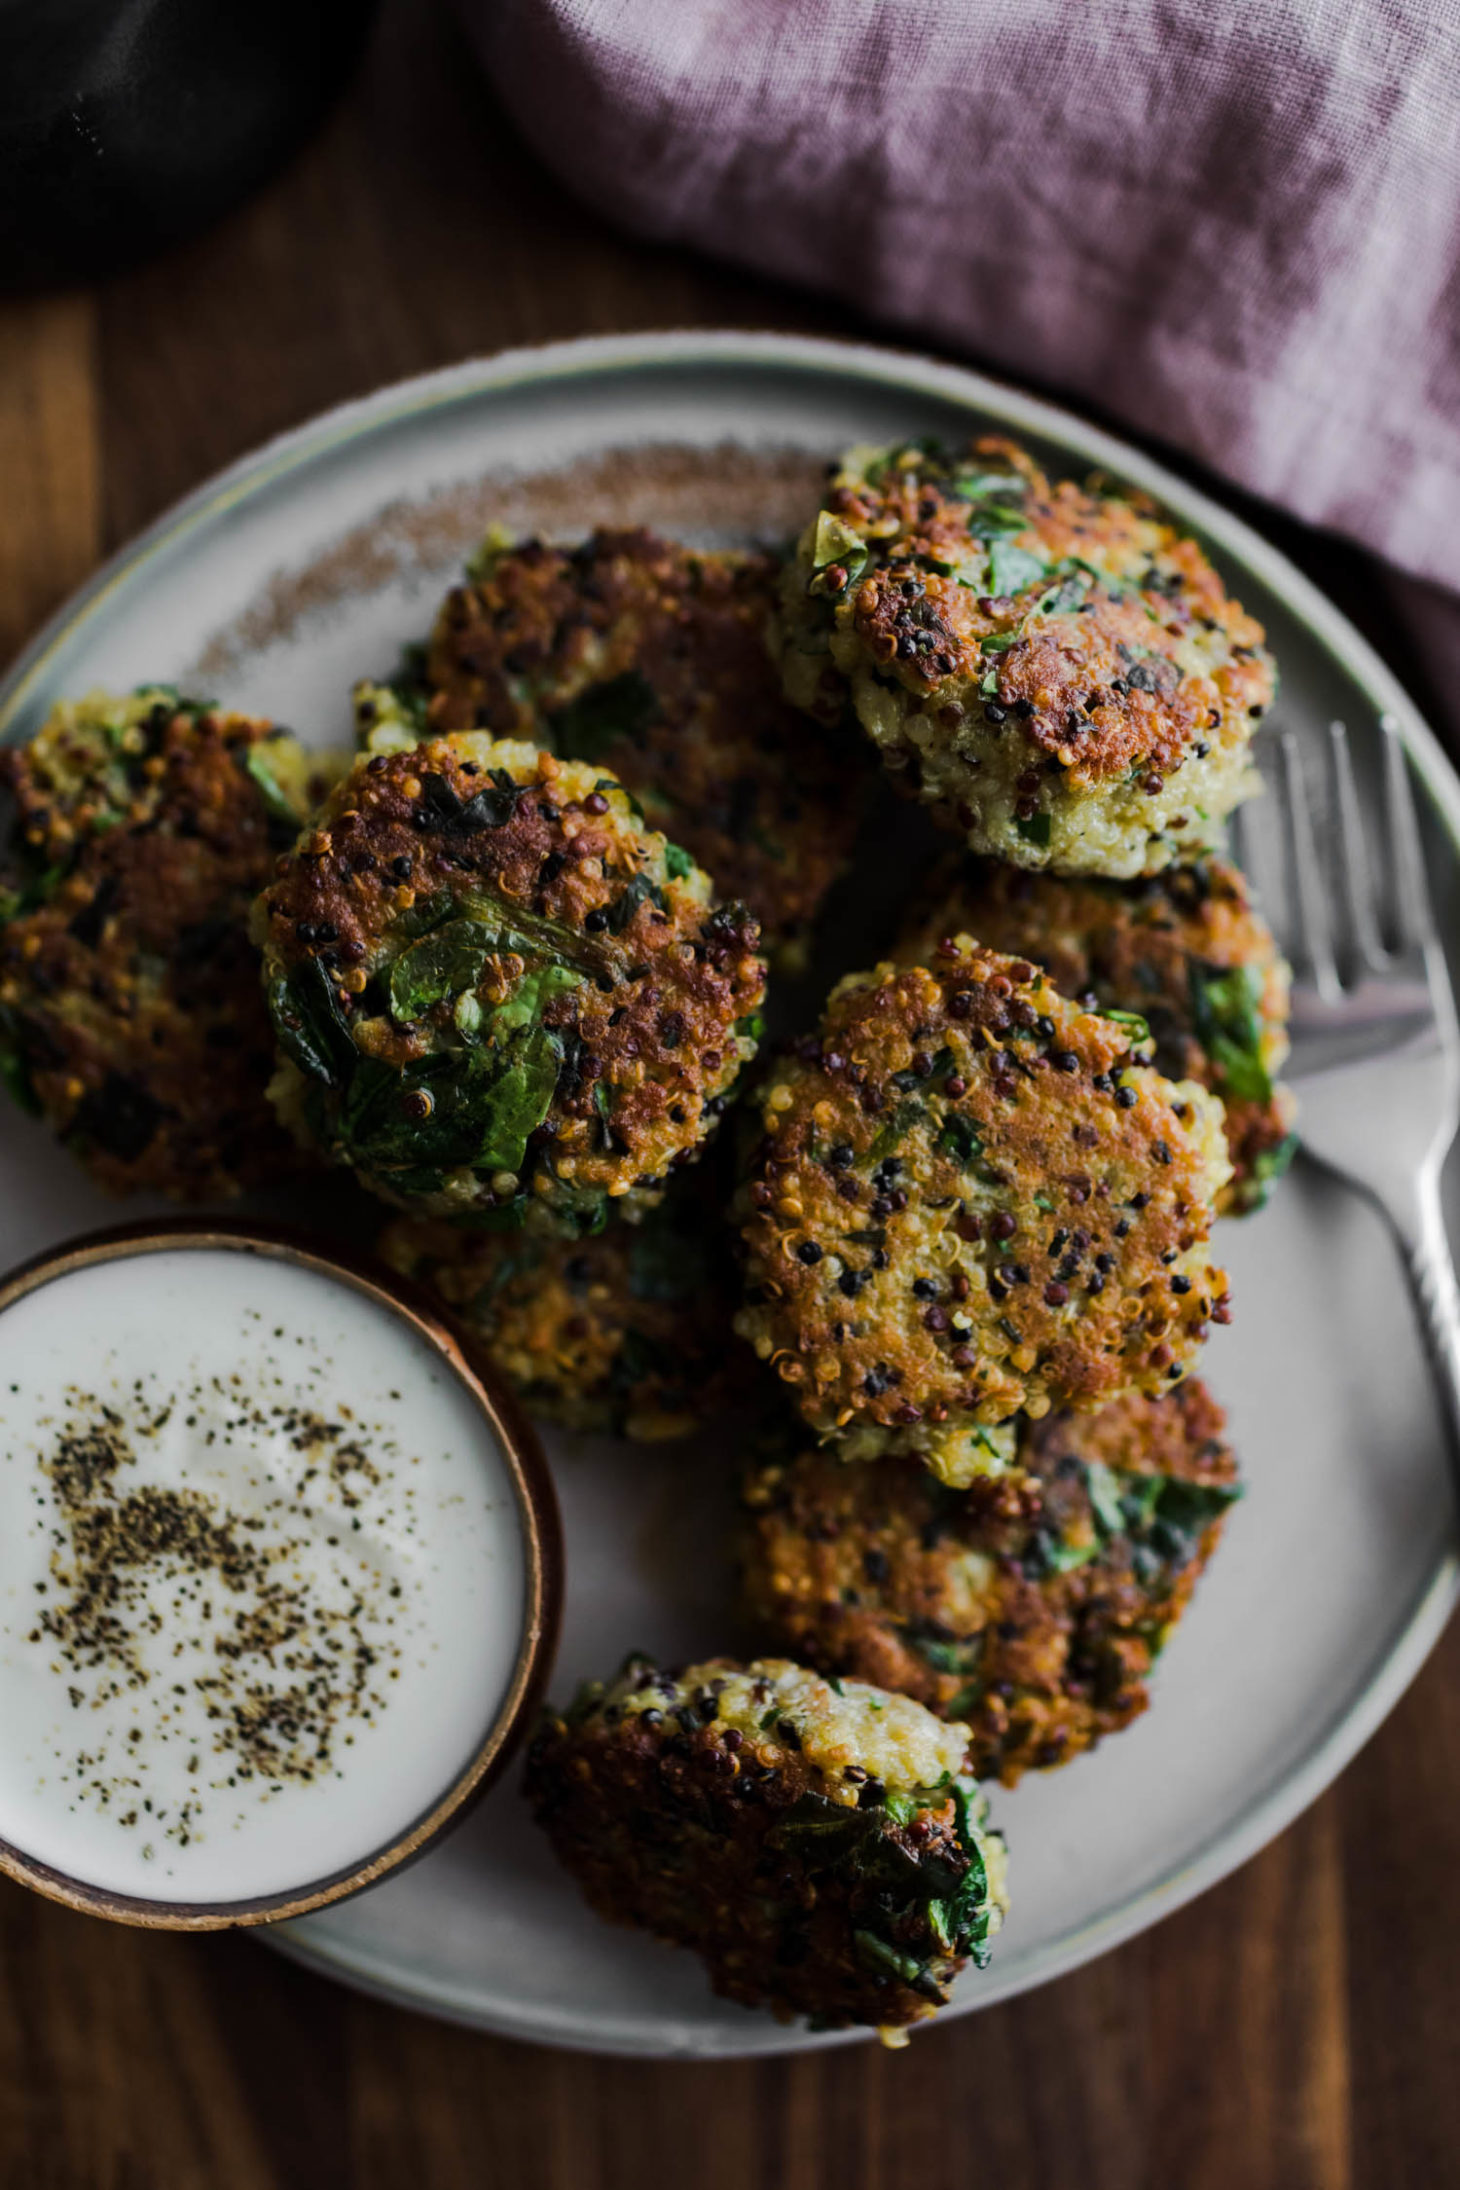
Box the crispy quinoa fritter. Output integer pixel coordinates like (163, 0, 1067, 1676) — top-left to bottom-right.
(361, 528, 866, 967)
(254, 736, 766, 1229)
(379, 1160, 749, 1438)
(900, 855, 1297, 1214)
(0, 687, 330, 1199)
(742, 1383, 1239, 1784)
(525, 1655, 1008, 2039)
(734, 943, 1232, 1486)
(775, 436, 1273, 877)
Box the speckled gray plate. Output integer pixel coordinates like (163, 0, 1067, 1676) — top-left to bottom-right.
(2, 333, 1457, 2059)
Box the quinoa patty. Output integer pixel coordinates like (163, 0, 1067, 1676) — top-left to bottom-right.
(742, 1383, 1239, 1783)
(525, 1654, 1007, 2038)
(255, 736, 766, 1228)
(0, 687, 330, 1199)
(361, 528, 865, 967)
(901, 855, 1297, 1214)
(775, 436, 1273, 877)
(734, 943, 1231, 1486)
(378, 1157, 749, 1438)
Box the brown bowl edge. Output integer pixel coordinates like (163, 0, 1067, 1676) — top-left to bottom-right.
(0, 1215, 563, 1931)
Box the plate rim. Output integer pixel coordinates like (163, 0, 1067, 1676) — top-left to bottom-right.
(3, 326, 1457, 2057)
(267, 1538, 1455, 2059)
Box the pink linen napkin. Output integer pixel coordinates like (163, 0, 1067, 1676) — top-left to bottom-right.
(463, 0, 1460, 719)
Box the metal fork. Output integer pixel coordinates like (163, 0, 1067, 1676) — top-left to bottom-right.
(1238, 715, 1460, 1464)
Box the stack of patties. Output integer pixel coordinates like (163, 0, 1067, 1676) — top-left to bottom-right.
(335, 524, 877, 1443)
(381, 456, 1290, 2041)
(771, 430, 1295, 1213)
(0, 447, 1291, 2045)
(728, 430, 1295, 1773)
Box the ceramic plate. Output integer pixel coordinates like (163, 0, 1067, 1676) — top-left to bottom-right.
(2, 333, 1457, 2059)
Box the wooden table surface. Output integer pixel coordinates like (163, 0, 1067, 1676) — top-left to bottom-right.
(2, 6, 1457, 2183)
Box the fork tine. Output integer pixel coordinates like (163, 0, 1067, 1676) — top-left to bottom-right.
(1227, 800, 1255, 904)
(1230, 775, 1285, 933)
(1328, 720, 1386, 973)
(1381, 713, 1435, 950)
(1280, 731, 1341, 1000)
(1227, 798, 1256, 883)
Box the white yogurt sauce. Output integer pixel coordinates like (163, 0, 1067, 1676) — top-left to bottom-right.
(0, 1247, 528, 1905)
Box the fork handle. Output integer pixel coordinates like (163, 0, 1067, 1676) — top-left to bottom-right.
(1395, 1166, 1460, 1479)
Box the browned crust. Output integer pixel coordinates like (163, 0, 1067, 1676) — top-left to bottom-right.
(258, 739, 765, 1200)
(378, 1165, 751, 1438)
(738, 945, 1230, 1438)
(525, 1677, 970, 2030)
(0, 709, 303, 1198)
(829, 437, 1273, 787)
(742, 1383, 1238, 1783)
(901, 855, 1295, 1212)
(422, 530, 866, 955)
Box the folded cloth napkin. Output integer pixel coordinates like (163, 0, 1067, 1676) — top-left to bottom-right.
(464, 0, 1460, 728)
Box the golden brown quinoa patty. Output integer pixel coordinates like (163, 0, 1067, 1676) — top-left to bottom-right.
(372, 528, 865, 966)
(0, 687, 327, 1199)
(734, 943, 1232, 1486)
(255, 736, 766, 1228)
(901, 855, 1297, 1214)
(742, 1383, 1239, 1784)
(378, 1157, 749, 1438)
(776, 436, 1273, 877)
(524, 1654, 1007, 2038)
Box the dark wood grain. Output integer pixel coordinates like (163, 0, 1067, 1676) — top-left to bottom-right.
(0, 296, 98, 663)
(1, 3, 1457, 2183)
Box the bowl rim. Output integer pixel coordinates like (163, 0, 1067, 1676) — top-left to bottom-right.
(0, 1215, 563, 1930)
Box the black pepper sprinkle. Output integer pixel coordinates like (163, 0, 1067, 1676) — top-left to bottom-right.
(27, 1375, 409, 1849)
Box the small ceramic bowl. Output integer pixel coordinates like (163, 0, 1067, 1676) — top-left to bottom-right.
(0, 1219, 561, 1929)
